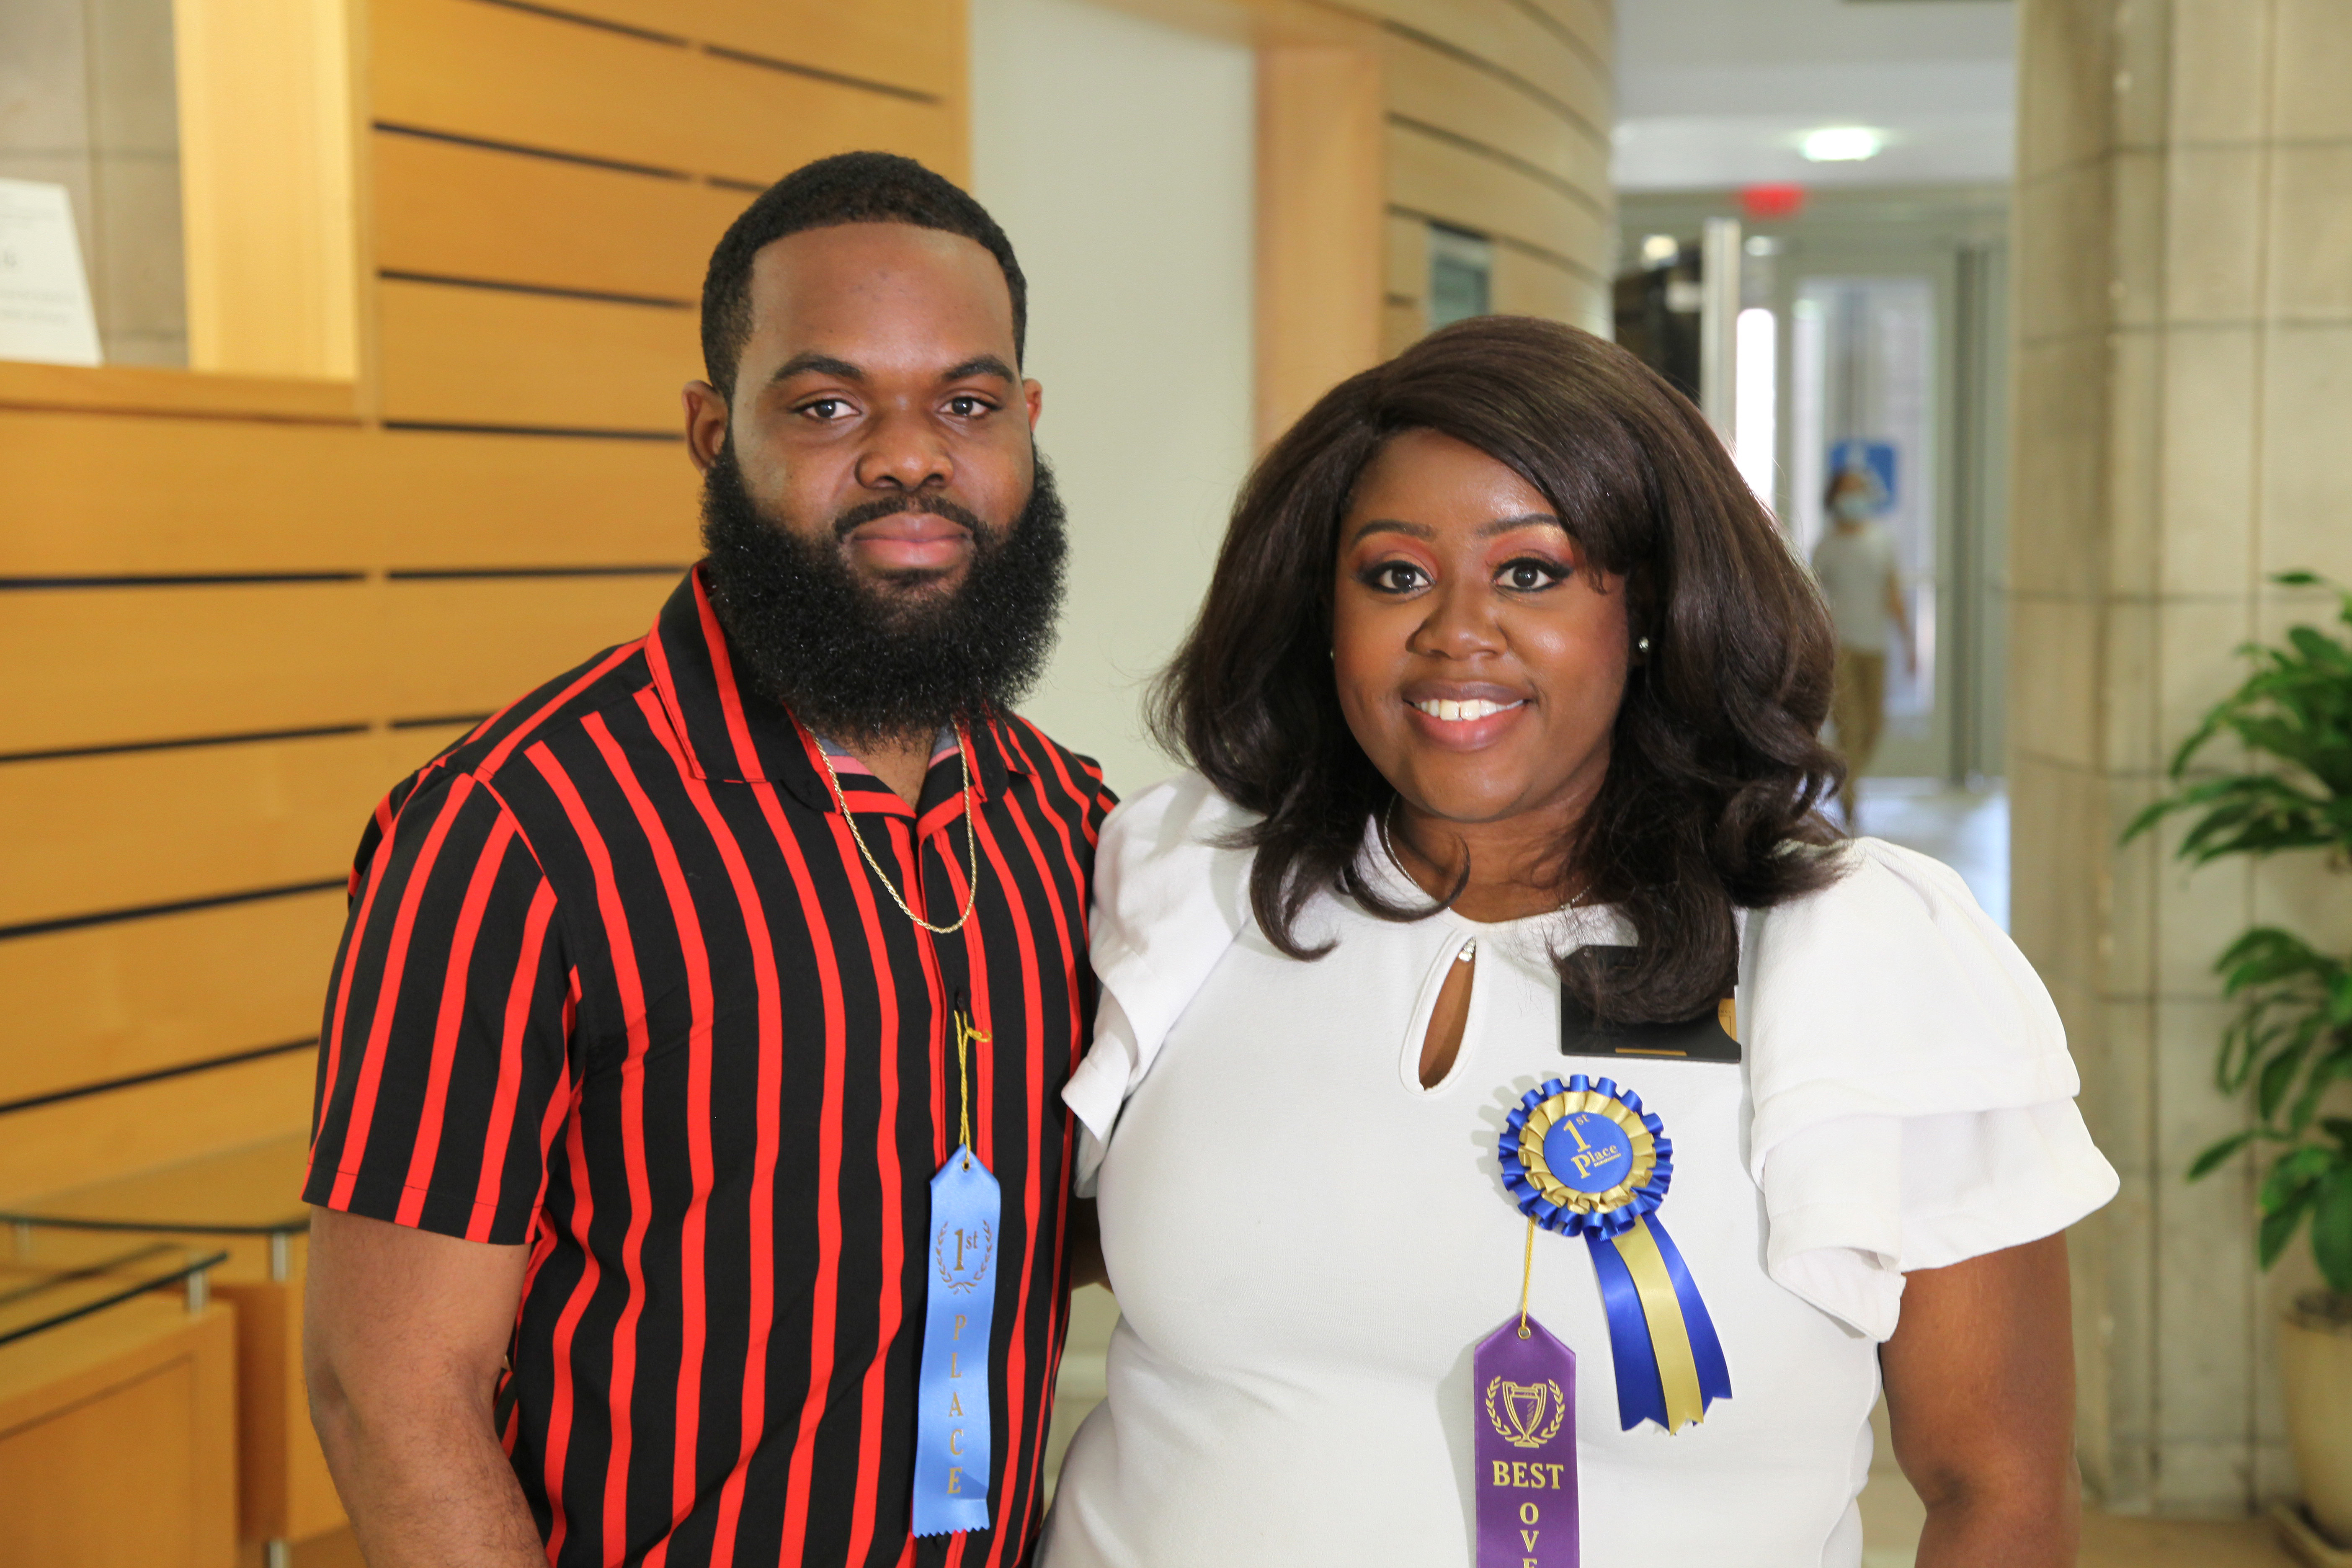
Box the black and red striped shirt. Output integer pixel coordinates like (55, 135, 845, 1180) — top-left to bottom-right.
(304, 567, 1115, 1568)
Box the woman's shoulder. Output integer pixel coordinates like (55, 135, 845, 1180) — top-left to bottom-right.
(1764, 835, 1988, 936)
(1745, 835, 2076, 1116)
(1099, 770, 1257, 868)
(1092, 770, 1261, 1012)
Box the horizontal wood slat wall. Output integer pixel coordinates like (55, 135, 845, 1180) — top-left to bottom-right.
(1, 0, 969, 1206)
(0, 731, 467, 931)
(377, 281, 701, 431)
(1339, 0, 1614, 350)
(0, 1051, 318, 1202)
(0, 415, 700, 575)
(1, 895, 347, 1106)
(495, 0, 964, 101)
(3, 577, 671, 768)
(372, 0, 961, 187)
(1386, 124, 1604, 272)
(374, 132, 744, 303)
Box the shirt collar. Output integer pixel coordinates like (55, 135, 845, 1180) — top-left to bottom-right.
(645, 566, 1022, 811)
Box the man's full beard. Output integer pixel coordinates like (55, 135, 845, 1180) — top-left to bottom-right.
(697, 441, 1068, 747)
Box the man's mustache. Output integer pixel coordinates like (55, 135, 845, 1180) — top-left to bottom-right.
(832, 493, 993, 542)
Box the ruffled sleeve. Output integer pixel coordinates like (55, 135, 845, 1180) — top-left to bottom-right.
(1745, 838, 2118, 1341)
(1063, 771, 1259, 1194)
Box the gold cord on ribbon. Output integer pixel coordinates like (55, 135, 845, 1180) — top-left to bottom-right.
(813, 726, 983, 936)
(953, 1011, 987, 1169)
(1612, 1217, 1707, 1430)
(1517, 1216, 1537, 1339)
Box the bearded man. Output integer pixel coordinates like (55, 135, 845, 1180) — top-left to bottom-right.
(302, 152, 1112, 1568)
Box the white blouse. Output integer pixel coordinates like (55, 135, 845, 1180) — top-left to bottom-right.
(1039, 772, 2117, 1568)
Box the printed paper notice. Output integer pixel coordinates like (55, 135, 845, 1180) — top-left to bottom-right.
(0, 179, 103, 366)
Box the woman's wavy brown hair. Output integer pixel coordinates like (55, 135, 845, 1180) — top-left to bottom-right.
(1152, 315, 1847, 1024)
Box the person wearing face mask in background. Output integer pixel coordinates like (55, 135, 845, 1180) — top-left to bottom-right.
(1810, 467, 1914, 829)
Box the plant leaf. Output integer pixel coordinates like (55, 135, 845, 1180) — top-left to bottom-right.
(2188, 1130, 2257, 1180)
(2314, 1170, 2352, 1297)
(2262, 1145, 2336, 1210)
(2259, 1037, 2313, 1121)
(2261, 1190, 2314, 1269)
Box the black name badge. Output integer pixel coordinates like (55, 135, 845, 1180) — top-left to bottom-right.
(1559, 947, 1741, 1063)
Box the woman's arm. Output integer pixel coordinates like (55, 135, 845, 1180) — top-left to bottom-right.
(1880, 1233, 2080, 1568)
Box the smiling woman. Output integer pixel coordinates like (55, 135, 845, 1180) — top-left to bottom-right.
(1039, 314, 2115, 1568)
(1158, 315, 1847, 1025)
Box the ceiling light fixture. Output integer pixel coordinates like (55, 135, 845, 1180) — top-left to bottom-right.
(1800, 126, 1884, 162)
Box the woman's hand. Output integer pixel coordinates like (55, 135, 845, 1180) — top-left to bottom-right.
(1881, 1233, 2080, 1568)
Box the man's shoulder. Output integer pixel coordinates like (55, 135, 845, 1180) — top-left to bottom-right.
(356, 637, 656, 861)
(993, 712, 1119, 819)
(430, 637, 658, 788)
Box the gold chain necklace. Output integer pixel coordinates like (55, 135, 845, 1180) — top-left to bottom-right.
(812, 726, 983, 936)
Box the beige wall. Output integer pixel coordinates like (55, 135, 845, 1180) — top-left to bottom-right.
(970, 0, 1259, 799)
(2012, 0, 2352, 1516)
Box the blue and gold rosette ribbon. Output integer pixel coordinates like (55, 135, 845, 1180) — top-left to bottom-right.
(1499, 1075, 1732, 1433)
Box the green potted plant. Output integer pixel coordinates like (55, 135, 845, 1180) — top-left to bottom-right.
(2127, 571, 2352, 1557)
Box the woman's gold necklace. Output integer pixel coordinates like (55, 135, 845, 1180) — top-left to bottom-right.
(813, 727, 983, 936)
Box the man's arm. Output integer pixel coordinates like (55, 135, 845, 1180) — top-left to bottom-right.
(1880, 1233, 2080, 1568)
(305, 1207, 544, 1568)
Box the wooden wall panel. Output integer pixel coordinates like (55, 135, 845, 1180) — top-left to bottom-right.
(1387, 123, 1604, 275)
(1331, 0, 1604, 124)
(3, 585, 376, 757)
(1501, 0, 1608, 67)
(0, 1301, 239, 1568)
(373, 133, 748, 304)
(376, 280, 700, 432)
(362, 431, 700, 567)
(372, 0, 961, 186)
(216, 1253, 343, 1542)
(526, 0, 964, 103)
(0, 1049, 316, 1204)
(0, 414, 374, 575)
(0, 413, 699, 575)
(1379, 31, 1607, 196)
(1493, 245, 1602, 332)
(0, 733, 444, 930)
(1257, 41, 1387, 446)
(175, 0, 360, 380)
(1385, 212, 1430, 310)
(0, 895, 348, 1107)
(381, 575, 676, 718)
(1382, 299, 1425, 358)
(4, 578, 671, 756)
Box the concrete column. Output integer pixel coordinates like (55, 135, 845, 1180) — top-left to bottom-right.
(2013, 0, 2352, 1517)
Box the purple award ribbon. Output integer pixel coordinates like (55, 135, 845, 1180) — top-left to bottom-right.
(911, 1147, 999, 1536)
(1474, 1313, 1580, 1568)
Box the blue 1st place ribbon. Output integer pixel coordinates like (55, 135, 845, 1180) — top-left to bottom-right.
(912, 1146, 998, 1535)
(913, 1010, 1000, 1537)
(1498, 1075, 1731, 1433)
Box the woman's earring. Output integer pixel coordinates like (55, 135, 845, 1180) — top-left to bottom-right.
(1636, 636, 1652, 655)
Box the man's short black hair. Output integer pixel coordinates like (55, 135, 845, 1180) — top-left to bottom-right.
(699, 151, 1027, 398)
